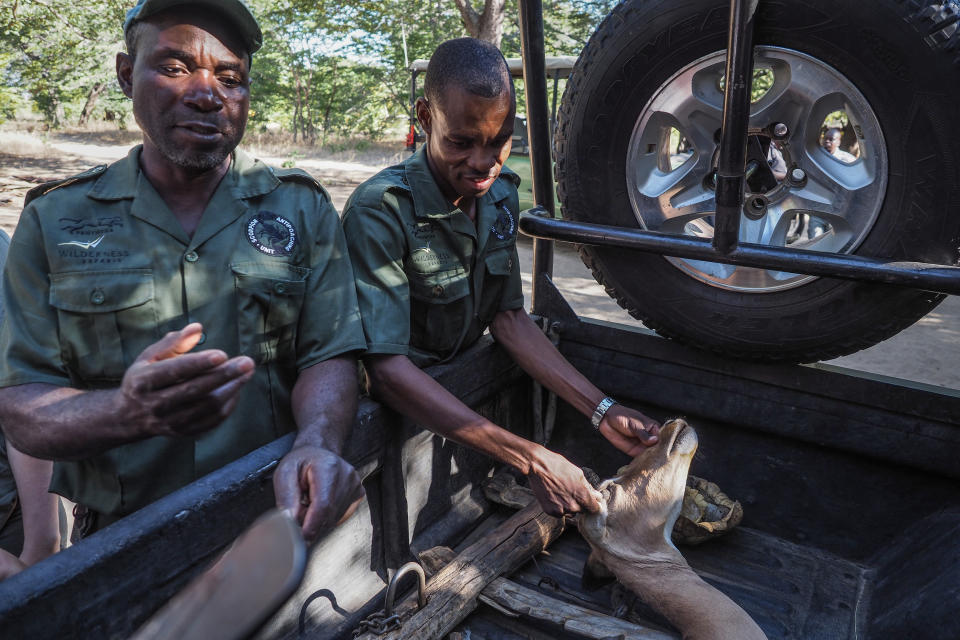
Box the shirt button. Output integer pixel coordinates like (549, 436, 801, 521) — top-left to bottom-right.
(184, 250, 199, 263)
(197, 332, 207, 345)
(432, 285, 444, 297)
(90, 289, 105, 305)
(274, 282, 287, 295)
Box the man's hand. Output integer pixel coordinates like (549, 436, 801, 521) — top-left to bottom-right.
(599, 404, 660, 456)
(118, 323, 255, 438)
(273, 444, 365, 543)
(0, 548, 26, 582)
(527, 447, 603, 517)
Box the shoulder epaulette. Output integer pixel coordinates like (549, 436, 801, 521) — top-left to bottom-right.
(272, 167, 324, 192)
(24, 165, 107, 207)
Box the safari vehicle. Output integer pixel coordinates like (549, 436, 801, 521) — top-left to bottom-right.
(1, 0, 958, 638)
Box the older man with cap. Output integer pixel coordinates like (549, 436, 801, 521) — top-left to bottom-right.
(0, 0, 366, 542)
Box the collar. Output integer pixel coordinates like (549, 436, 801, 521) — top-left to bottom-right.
(405, 146, 520, 221)
(85, 145, 280, 247)
(86, 145, 280, 203)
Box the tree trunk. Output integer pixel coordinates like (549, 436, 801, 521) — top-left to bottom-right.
(78, 82, 107, 127)
(453, 0, 506, 47)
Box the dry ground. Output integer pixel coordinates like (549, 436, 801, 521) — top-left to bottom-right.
(2, 127, 958, 389)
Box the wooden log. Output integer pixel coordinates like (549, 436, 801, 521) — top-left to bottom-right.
(355, 502, 565, 640)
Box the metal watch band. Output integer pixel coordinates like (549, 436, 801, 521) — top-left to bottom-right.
(591, 397, 617, 429)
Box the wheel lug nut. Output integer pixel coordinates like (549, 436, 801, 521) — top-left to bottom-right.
(745, 194, 768, 219)
(772, 122, 789, 139)
(790, 167, 807, 184)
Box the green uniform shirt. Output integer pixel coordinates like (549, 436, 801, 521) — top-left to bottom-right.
(0, 146, 366, 517)
(342, 147, 524, 367)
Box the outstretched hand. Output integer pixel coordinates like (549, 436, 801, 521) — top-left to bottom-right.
(118, 323, 255, 438)
(273, 444, 365, 543)
(599, 404, 660, 456)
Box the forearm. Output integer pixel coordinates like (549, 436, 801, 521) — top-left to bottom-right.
(365, 354, 542, 473)
(6, 443, 60, 564)
(291, 356, 360, 454)
(0, 384, 138, 460)
(490, 310, 605, 417)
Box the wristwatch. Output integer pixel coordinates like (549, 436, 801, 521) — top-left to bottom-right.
(591, 396, 617, 429)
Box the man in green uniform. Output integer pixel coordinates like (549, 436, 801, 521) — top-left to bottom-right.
(342, 38, 661, 517)
(0, 0, 365, 541)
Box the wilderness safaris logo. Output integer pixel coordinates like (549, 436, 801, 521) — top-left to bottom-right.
(247, 211, 297, 256)
(491, 204, 515, 240)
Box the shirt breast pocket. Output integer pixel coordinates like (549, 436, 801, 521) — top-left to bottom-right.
(48, 269, 157, 384)
(231, 262, 310, 364)
(408, 269, 471, 355)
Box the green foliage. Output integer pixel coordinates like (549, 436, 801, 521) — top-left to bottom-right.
(0, 0, 129, 127)
(0, 1, 614, 138)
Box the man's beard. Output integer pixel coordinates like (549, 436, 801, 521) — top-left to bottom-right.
(154, 133, 238, 171)
(159, 144, 230, 171)
(140, 111, 245, 172)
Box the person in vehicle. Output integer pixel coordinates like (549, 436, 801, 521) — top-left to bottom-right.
(0, 0, 366, 542)
(341, 38, 661, 517)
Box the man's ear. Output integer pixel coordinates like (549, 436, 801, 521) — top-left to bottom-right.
(415, 97, 432, 136)
(116, 52, 134, 99)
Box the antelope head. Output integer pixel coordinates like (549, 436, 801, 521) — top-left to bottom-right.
(579, 418, 698, 567)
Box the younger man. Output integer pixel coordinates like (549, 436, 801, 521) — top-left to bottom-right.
(342, 38, 660, 516)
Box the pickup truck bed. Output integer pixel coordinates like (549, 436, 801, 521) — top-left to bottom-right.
(0, 299, 957, 639)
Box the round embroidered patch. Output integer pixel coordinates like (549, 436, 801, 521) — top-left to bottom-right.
(247, 212, 297, 256)
(491, 205, 516, 240)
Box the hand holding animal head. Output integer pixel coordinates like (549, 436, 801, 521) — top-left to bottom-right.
(579, 417, 698, 556)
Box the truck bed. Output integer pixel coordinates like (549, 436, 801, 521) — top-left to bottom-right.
(1, 315, 957, 639)
(450, 523, 868, 639)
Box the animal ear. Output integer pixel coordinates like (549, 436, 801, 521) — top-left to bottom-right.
(581, 550, 616, 591)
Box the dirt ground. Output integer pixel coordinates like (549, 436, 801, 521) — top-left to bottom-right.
(2, 128, 958, 390)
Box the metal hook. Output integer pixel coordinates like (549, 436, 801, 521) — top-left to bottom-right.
(383, 561, 427, 617)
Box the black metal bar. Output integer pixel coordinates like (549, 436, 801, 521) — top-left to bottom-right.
(520, 211, 960, 296)
(713, 0, 758, 253)
(518, 0, 555, 315)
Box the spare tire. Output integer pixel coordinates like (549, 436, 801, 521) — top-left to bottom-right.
(555, 0, 960, 362)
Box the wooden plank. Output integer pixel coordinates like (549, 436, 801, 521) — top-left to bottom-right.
(557, 327, 960, 479)
(356, 503, 566, 640)
(480, 578, 677, 640)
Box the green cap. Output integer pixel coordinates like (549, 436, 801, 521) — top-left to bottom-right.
(123, 0, 262, 55)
